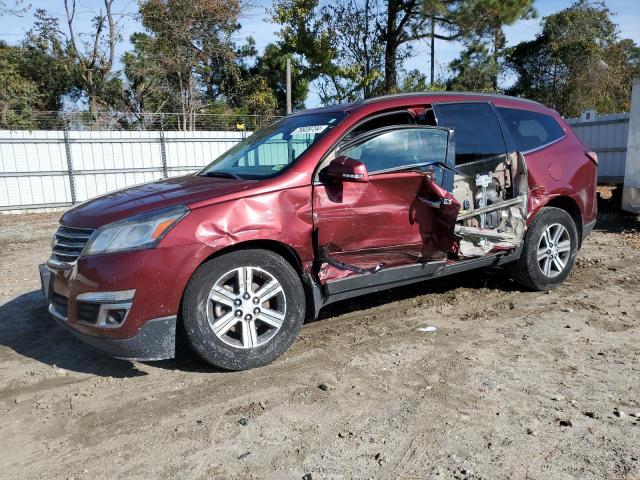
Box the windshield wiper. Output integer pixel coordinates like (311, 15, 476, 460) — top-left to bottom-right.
(199, 171, 242, 180)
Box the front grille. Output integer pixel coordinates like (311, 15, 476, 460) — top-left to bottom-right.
(76, 301, 101, 324)
(50, 290, 69, 318)
(50, 225, 94, 264)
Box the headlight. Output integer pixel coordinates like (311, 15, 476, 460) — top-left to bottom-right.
(83, 205, 189, 256)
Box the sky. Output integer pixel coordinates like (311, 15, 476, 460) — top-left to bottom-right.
(1, 0, 640, 108)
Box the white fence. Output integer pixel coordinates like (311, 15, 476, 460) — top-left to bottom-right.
(0, 112, 632, 213)
(566, 113, 629, 183)
(0, 130, 248, 212)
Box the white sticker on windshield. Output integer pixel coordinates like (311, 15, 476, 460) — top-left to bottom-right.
(291, 125, 328, 135)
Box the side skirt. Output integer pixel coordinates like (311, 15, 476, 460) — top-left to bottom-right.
(309, 243, 523, 315)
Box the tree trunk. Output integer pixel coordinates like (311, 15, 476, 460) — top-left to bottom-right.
(86, 72, 99, 129)
(383, 0, 399, 94)
(178, 72, 187, 132)
(492, 28, 501, 90)
(89, 96, 99, 129)
(188, 73, 195, 131)
(363, 0, 372, 98)
(430, 15, 435, 85)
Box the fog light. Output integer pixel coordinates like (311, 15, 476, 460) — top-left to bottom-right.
(75, 291, 134, 328)
(105, 309, 127, 326)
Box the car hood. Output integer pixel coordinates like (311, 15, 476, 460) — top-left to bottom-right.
(61, 175, 257, 228)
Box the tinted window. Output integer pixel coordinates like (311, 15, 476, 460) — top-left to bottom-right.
(433, 103, 506, 165)
(342, 111, 414, 143)
(199, 112, 344, 179)
(498, 107, 564, 152)
(341, 128, 448, 179)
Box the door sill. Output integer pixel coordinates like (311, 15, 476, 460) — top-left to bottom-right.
(322, 243, 522, 307)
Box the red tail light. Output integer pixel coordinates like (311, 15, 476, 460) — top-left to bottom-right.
(585, 151, 598, 165)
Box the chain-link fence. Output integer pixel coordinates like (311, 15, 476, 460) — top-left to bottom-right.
(0, 111, 280, 132)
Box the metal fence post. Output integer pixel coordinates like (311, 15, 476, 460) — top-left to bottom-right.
(159, 113, 168, 178)
(63, 119, 77, 204)
(623, 79, 640, 213)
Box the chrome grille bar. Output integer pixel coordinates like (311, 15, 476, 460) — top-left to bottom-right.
(50, 225, 94, 264)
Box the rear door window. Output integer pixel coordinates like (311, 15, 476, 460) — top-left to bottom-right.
(433, 103, 506, 166)
(497, 107, 565, 152)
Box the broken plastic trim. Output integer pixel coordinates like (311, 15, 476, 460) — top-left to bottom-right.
(320, 247, 384, 275)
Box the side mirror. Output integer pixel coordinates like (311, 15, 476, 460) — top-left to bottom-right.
(324, 155, 369, 183)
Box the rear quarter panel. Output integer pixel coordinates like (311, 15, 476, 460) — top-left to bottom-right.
(490, 99, 597, 227)
(524, 119, 597, 227)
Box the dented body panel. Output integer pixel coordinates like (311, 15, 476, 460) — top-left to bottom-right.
(42, 92, 597, 361)
(523, 116, 598, 230)
(314, 172, 459, 282)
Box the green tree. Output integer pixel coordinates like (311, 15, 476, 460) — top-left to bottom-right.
(398, 69, 430, 92)
(0, 42, 41, 128)
(122, 32, 169, 124)
(379, 0, 430, 93)
(419, 0, 480, 85)
(506, 0, 640, 116)
(21, 9, 76, 112)
(0, 9, 75, 128)
(217, 38, 281, 119)
(136, 0, 244, 129)
(380, 0, 533, 92)
(271, 0, 343, 103)
(64, 0, 122, 123)
(272, 0, 388, 102)
(331, 0, 385, 99)
(271, 0, 336, 82)
(252, 43, 308, 113)
(447, 41, 496, 92)
(456, 0, 536, 89)
(272, 0, 533, 98)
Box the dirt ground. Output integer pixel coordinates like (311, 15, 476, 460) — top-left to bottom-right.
(0, 198, 639, 480)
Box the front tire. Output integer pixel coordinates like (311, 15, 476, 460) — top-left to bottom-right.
(181, 249, 305, 370)
(512, 207, 579, 291)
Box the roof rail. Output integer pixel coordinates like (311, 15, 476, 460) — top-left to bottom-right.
(358, 91, 544, 107)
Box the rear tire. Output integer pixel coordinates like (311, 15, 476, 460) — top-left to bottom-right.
(512, 207, 579, 291)
(181, 249, 305, 370)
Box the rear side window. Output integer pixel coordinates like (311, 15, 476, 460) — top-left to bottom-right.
(497, 107, 565, 152)
(433, 103, 506, 165)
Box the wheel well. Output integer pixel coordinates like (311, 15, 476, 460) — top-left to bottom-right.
(175, 240, 309, 348)
(203, 240, 322, 319)
(545, 196, 583, 246)
(201, 240, 305, 274)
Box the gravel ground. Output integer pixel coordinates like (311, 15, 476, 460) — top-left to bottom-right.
(0, 200, 639, 480)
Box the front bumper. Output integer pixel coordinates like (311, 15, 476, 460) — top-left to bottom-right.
(40, 263, 177, 361)
(55, 312, 176, 361)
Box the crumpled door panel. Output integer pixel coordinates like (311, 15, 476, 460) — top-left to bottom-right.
(412, 175, 460, 257)
(314, 173, 460, 283)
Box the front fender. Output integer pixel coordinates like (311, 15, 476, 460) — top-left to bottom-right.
(162, 186, 315, 272)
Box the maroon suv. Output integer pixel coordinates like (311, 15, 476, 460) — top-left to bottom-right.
(39, 93, 597, 370)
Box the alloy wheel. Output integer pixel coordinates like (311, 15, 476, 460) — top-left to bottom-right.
(537, 223, 571, 278)
(206, 266, 287, 349)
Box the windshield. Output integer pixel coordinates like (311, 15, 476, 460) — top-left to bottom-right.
(198, 112, 346, 179)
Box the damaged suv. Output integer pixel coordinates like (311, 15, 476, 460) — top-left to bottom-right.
(40, 93, 597, 370)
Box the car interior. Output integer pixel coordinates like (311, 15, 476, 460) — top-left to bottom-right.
(337, 104, 529, 260)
